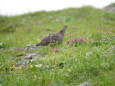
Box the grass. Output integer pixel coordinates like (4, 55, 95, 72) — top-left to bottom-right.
(0, 6, 115, 86)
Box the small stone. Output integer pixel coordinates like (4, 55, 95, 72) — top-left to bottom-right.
(78, 80, 91, 86)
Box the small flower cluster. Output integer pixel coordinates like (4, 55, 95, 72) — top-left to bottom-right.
(27, 27, 32, 30)
(97, 27, 101, 30)
(66, 37, 86, 44)
(37, 39, 41, 42)
(11, 64, 15, 68)
(40, 29, 47, 33)
(73, 26, 77, 30)
(29, 64, 42, 68)
(50, 48, 59, 53)
(11, 64, 22, 70)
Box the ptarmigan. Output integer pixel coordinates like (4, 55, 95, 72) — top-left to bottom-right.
(36, 25, 68, 46)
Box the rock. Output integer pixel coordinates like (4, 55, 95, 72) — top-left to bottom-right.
(16, 60, 28, 67)
(15, 52, 40, 68)
(24, 53, 39, 59)
(26, 44, 37, 50)
(78, 80, 91, 86)
(103, 3, 115, 12)
(0, 49, 3, 51)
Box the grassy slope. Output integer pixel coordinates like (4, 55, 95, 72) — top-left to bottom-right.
(0, 6, 115, 86)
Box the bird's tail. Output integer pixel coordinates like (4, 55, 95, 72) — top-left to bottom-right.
(36, 43, 41, 47)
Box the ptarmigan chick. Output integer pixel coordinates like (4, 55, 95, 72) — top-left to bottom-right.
(36, 25, 68, 46)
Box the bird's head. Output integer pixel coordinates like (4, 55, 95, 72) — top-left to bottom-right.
(63, 25, 68, 29)
(59, 25, 68, 34)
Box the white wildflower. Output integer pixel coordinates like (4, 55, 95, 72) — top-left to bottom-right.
(45, 65, 49, 68)
(86, 51, 93, 56)
(30, 58, 37, 62)
(101, 62, 109, 68)
(35, 64, 42, 68)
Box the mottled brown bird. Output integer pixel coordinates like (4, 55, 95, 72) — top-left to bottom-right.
(36, 26, 68, 46)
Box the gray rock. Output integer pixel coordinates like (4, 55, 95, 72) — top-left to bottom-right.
(26, 44, 37, 50)
(16, 60, 28, 67)
(78, 80, 91, 86)
(15, 52, 40, 68)
(24, 53, 39, 59)
(0, 49, 3, 51)
(103, 6, 115, 12)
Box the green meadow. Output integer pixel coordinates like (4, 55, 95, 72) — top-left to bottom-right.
(0, 6, 115, 86)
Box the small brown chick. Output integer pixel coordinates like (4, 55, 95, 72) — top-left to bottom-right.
(36, 25, 68, 46)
